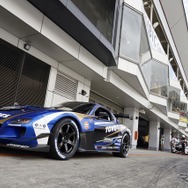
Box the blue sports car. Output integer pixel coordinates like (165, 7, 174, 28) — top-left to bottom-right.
(0, 101, 132, 160)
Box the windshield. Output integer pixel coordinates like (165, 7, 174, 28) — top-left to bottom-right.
(53, 102, 95, 114)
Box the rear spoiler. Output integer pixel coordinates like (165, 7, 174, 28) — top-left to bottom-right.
(114, 113, 137, 120)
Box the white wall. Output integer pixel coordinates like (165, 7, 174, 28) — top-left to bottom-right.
(124, 0, 144, 12)
(149, 121, 160, 150)
(44, 61, 91, 107)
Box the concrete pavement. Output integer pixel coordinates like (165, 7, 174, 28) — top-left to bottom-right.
(0, 147, 187, 188)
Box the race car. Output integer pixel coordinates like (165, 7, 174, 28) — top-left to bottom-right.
(0, 101, 132, 160)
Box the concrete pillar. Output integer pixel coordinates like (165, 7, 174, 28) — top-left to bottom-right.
(163, 128, 171, 152)
(124, 108, 139, 149)
(149, 121, 160, 150)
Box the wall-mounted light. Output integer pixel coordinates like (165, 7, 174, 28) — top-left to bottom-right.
(24, 43, 31, 51)
(80, 89, 87, 96)
(153, 22, 159, 29)
(144, 1, 150, 7)
(139, 109, 146, 114)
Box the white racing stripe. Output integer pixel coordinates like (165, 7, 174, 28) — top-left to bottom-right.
(32, 112, 72, 145)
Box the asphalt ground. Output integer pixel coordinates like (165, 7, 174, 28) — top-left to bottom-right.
(0, 147, 187, 188)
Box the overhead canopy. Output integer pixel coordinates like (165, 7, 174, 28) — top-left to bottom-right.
(27, 0, 117, 66)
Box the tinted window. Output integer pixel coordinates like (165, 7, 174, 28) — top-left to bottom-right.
(54, 102, 95, 114)
(94, 107, 113, 121)
(71, 0, 116, 42)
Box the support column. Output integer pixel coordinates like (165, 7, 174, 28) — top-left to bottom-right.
(124, 108, 139, 149)
(149, 121, 160, 150)
(163, 128, 171, 152)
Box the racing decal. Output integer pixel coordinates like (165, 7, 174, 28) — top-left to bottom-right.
(94, 122, 113, 125)
(84, 121, 90, 130)
(94, 135, 122, 151)
(33, 123, 47, 129)
(32, 112, 85, 145)
(74, 113, 90, 120)
(95, 145, 119, 150)
(0, 113, 11, 118)
(33, 119, 50, 145)
(7, 143, 29, 148)
(33, 112, 66, 145)
(0, 111, 36, 124)
(105, 125, 125, 133)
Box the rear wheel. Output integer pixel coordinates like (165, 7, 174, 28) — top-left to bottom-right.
(49, 118, 79, 160)
(113, 133, 130, 158)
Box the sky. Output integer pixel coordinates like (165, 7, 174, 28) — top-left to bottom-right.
(183, 0, 188, 22)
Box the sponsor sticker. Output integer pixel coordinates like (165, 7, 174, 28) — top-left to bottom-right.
(84, 121, 90, 130)
(33, 123, 47, 129)
(105, 125, 124, 133)
(0, 113, 11, 118)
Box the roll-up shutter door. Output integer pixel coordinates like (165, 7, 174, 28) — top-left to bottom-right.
(0, 39, 50, 106)
(54, 72, 77, 100)
(15, 53, 50, 106)
(90, 91, 124, 113)
(0, 40, 22, 106)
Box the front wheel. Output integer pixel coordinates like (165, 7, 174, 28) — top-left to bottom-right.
(49, 118, 79, 160)
(113, 133, 130, 158)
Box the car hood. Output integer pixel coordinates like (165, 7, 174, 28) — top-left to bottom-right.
(0, 105, 50, 120)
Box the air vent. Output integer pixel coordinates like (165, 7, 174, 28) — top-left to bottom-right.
(54, 72, 77, 100)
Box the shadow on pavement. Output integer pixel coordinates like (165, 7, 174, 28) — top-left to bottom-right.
(0, 146, 114, 160)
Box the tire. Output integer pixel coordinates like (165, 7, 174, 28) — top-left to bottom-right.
(113, 133, 130, 158)
(49, 118, 79, 160)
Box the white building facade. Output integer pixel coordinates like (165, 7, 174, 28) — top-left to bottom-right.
(0, 0, 188, 151)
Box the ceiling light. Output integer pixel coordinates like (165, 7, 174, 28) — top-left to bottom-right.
(139, 109, 146, 114)
(153, 22, 159, 29)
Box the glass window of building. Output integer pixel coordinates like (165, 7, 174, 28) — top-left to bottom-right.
(71, 0, 116, 42)
(120, 6, 168, 97)
(168, 86, 180, 112)
(141, 60, 168, 97)
(179, 90, 188, 122)
(179, 102, 188, 124)
(119, 6, 151, 63)
(183, 0, 188, 27)
(140, 20, 151, 64)
(169, 64, 178, 81)
(120, 6, 142, 62)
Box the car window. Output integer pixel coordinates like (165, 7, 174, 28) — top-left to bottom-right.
(73, 103, 95, 114)
(94, 107, 113, 121)
(53, 102, 95, 114)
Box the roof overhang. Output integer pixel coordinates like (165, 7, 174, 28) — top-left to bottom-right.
(27, 0, 116, 67)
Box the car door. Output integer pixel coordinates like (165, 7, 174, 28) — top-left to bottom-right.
(92, 107, 120, 151)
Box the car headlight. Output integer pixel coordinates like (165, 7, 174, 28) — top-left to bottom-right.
(8, 118, 32, 126)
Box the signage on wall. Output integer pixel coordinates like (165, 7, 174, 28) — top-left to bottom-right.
(144, 12, 165, 55)
(179, 111, 188, 124)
